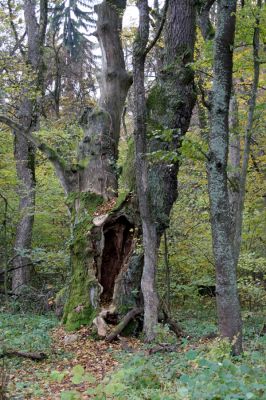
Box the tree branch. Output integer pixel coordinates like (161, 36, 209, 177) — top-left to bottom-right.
(7, 0, 25, 57)
(144, 0, 169, 57)
(0, 114, 73, 194)
(0, 114, 25, 132)
(197, 0, 216, 40)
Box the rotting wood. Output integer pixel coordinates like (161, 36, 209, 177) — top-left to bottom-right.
(106, 307, 143, 342)
(92, 316, 109, 337)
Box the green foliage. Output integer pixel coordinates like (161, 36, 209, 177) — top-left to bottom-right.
(90, 315, 266, 400)
(51, 0, 95, 60)
(60, 390, 81, 400)
(0, 313, 57, 355)
(51, 369, 67, 383)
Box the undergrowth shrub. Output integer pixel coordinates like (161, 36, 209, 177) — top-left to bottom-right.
(90, 333, 266, 400)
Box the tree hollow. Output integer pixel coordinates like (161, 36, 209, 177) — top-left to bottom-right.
(99, 216, 134, 304)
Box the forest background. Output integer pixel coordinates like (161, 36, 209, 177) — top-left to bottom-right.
(0, 0, 265, 399)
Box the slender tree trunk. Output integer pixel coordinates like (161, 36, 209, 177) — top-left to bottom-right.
(12, 0, 48, 294)
(164, 232, 171, 313)
(197, 0, 215, 40)
(133, 0, 164, 342)
(228, 94, 241, 256)
(12, 126, 36, 293)
(207, 0, 242, 355)
(232, 0, 261, 267)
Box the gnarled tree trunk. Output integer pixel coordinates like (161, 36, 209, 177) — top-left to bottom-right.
(62, 0, 136, 331)
(0, 0, 140, 330)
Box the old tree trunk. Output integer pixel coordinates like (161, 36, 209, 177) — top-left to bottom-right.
(0, 0, 142, 331)
(133, 0, 196, 340)
(61, 0, 142, 331)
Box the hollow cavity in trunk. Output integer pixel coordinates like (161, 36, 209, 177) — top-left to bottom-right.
(98, 216, 134, 305)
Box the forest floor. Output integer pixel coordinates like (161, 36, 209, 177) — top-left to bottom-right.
(0, 306, 265, 399)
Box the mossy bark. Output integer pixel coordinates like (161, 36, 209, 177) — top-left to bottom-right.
(63, 192, 142, 331)
(61, 0, 134, 330)
(63, 193, 104, 330)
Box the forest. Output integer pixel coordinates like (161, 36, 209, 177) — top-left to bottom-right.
(0, 0, 265, 399)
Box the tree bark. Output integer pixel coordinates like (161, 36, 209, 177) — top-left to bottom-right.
(78, 0, 132, 199)
(133, 0, 196, 341)
(147, 0, 196, 309)
(146, 0, 196, 241)
(207, 0, 242, 355)
(12, 0, 48, 294)
(133, 0, 159, 342)
(197, 0, 215, 40)
(62, 0, 134, 330)
(12, 128, 36, 293)
(228, 94, 241, 253)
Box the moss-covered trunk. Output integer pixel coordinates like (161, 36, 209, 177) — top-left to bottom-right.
(63, 192, 143, 331)
(62, 0, 134, 330)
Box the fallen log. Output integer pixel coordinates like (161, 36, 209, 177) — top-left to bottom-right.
(0, 350, 47, 361)
(106, 307, 143, 342)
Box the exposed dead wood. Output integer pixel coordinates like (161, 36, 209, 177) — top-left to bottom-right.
(106, 307, 143, 342)
(0, 350, 47, 361)
(93, 316, 109, 337)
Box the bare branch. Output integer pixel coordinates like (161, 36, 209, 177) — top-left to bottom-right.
(144, 0, 169, 57)
(0, 114, 24, 132)
(7, 0, 25, 57)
